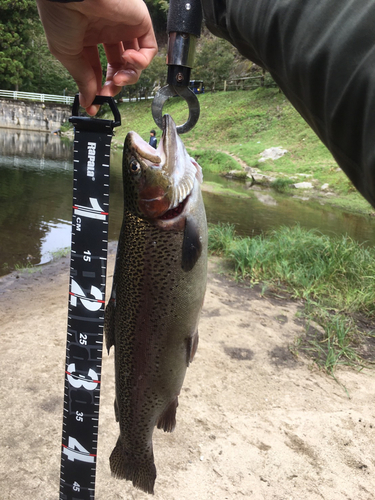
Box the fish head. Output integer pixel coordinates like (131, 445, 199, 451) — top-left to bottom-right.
(123, 115, 203, 224)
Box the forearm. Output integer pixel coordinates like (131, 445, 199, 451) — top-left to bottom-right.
(202, 0, 375, 207)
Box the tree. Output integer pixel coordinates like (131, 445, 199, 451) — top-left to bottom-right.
(143, 0, 168, 46)
(0, 0, 39, 90)
(23, 24, 77, 95)
(194, 34, 236, 91)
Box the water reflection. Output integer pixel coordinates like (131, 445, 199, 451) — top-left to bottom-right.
(39, 220, 72, 264)
(0, 129, 71, 159)
(252, 191, 278, 206)
(1, 128, 375, 277)
(204, 181, 375, 244)
(0, 130, 74, 274)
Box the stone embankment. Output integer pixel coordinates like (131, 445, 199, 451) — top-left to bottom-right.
(0, 99, 71, 132)
(224, 147, 334, 193)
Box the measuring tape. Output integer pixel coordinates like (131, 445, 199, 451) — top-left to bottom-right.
(60, 96, 120, 500)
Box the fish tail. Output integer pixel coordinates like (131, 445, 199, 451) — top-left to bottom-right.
(109, 439, 156, 494)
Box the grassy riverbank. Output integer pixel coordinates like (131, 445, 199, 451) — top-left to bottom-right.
(85, 91, 375, 374)
(100, 88, 374, 215)
(208, 223, 375, 378)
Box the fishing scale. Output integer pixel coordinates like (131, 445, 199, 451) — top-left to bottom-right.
(59, 95, 120, 500)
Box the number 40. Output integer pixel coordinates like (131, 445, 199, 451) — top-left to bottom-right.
(63, 437, 95, 463)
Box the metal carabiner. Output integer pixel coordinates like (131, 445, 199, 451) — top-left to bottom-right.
(152, 0, 203, 134)
(151, 84, 200, 135)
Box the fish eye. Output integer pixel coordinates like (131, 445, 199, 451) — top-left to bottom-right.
(129, 158, 141, 174)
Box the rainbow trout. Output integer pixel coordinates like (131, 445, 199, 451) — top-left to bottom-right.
(105, 115, 207, 494)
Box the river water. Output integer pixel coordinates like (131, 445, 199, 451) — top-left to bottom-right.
(1, 129, 375, 276)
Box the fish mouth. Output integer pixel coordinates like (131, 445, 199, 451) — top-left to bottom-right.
(158, 195, 190, 220)
(134, 114, 202, 222)
(157, 115, 201, 207)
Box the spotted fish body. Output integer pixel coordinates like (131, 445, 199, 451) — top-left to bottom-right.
(105, 115, 207, 494)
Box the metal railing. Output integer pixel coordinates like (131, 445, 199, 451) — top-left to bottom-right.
(0, 89, 75, 105)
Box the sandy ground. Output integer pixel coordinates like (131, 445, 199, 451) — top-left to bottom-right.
(1, 244, 374, 500)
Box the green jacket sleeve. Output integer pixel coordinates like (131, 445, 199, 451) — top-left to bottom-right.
(202, 0, 375, 208)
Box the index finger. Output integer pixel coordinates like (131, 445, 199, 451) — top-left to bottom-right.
(121, 31, 158, 70)
(58, 50, 100, 109)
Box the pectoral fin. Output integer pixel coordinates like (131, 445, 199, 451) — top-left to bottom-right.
(181, 216, 202, 272)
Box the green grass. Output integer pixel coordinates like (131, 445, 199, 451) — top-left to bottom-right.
(97, 88, 374, 214)
(208, 222, 238, 254)
(208, 223, 375, 376)
(186, 148, 239, 173)
(302, 309, 365, 373)
(11, 248, 71, 276)
(270, 177, 296, 192)
(49, 247, 70, 260)
(14, 262, 42, 274)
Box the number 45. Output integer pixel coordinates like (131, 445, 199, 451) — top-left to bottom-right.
(73, 481, 80, 492)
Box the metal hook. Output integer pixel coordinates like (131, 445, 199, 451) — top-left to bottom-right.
(151, 84, 200, 134)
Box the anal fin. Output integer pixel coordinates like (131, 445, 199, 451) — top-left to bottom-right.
(104, 295, 116, 354)
(114, 398, 119, 422)
(156, 397, 179, 433)
(186, 330, 199, 366)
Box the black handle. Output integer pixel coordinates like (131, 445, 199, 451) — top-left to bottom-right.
(71, 94, 121, 128)
(167, 0, 203, 37)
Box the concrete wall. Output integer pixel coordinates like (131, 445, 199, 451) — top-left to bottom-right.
(0, 99, 71, 132)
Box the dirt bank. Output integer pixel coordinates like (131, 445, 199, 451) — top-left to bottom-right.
(0, 247, 374, 500)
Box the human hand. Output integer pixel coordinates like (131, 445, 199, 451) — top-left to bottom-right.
(36, 0, 158, 115)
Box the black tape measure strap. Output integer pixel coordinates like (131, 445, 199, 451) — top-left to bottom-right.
(60, 96, 120, 500)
